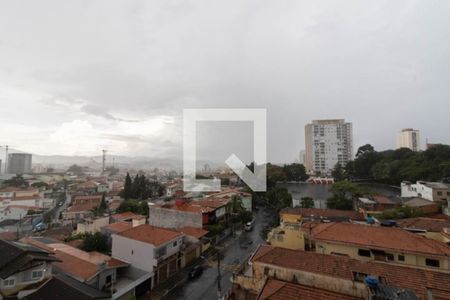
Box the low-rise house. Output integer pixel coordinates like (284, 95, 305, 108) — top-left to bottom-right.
(403, 197, 440, 215)
(401, 181, 450, 203)
(77, 216, 110, 235)
(312, 222, 450, 270)
(258, 278, 362, 300)
(192, 198, 232, 224)
(267, 208, 364, 251)
(232, 245, 450, 300)
(148, 200, 214, 229)
(176, 226, 210, 265)
(26, 274, 110, 300)
(72, 194, 103, 207)
(110, 212, 146, 224)
(397, 217, 450, 244)
(0, 240, 59, 299)
(206, 188, 253, 212)
(69, 181, 99, 194)
(279, 207, 364, 223)
(0, 187, 55, 217)
(112, 224, 184, 289)
(0, 205, 43, 222)
(165, 182, 182, 198)
(63, 195, 104, 223)
(355, 196, 397, 213)
(21, 237, 150, 300)
(148, 198, 232, 230)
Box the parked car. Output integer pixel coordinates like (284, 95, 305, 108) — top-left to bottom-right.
(33, 222, 46, 232)
(245, 217, 256, 231)
(188, 265, 203, 280)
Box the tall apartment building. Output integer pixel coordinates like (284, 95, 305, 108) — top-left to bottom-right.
(397, 128, 421, 151)
(304, 119, 353, 175)
(7, 153, 32, 174)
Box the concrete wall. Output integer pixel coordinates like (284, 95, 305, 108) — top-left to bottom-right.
(253, 262, 366, 299)
(267, 224, 305, 250)
(112, 234, 156, 273)
(77, 216, 110, 234)
(148, 206, 202, 229)
(316, 241, 450, 270)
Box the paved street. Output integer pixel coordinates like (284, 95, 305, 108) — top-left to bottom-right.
(164, 208, 272, 300)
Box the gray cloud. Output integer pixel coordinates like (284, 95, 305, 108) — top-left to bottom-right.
(0, 0, 449, 162)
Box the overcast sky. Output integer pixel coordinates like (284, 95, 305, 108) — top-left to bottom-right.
(0, 0, 449, 164)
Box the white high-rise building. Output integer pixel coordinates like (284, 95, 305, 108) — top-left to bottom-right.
(304, 119, 353, 175)
(396, 128, 420, 151)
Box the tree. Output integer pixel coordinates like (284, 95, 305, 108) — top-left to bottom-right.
(31, 182, 48, 189)
(267, 164, 287, 189)
(331, 163, 345, 181)
(356, 144, 375, 157)
(82, 232, 109, 253)
(99, 194, 107, 211)
(267, 187, 292, 210)
(283, 163, 308, 182)
(122, 173, 132, 200)
(300, 197, 314, 208)
(91, 193, 108, 216)
(327, 180, 365, 210)
(3, 175, 27, 187)
(67, 164, 83, 174)
(117, 199, 149, 216)
(231, 196, 244, 213)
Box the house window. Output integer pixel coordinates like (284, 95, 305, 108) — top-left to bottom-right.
(386, 253, 394, 261)
(398, 255, 405, 261)
(425, 259, 440, 268)
(358, 249, 371, 257)
(3, 278, 15, 287)
(32, 270, 43, 279)
(173, 241, 177, 247)
(437, 191, 443, 196)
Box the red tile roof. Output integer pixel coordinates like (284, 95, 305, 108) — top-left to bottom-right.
(118, 224, 183, 246)
(102, 222, 132, 234)
(111, 211, 144, 221)
(312, 223, 450, 257)
(157, 202, 214, 214)
(372, 196, 395, 205)
(177, 226, 208, 239)
(253, 246, 450, 299)
(20, 239, 128, 281)
(259, 279, 361, 300)
(193, 198, 231, 209)
(397, 217, 450, 233)
(281, 208, 364, 220)
(0, 232, 17, 241)
(66, 203, 98, 213)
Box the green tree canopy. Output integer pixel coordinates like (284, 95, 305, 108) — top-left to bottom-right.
(267, 187, 292, 210)
(300, 197, 314, 208)
(282, 163, 308, 182)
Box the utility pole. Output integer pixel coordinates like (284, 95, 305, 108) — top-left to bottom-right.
(217, 250, 222, 299)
